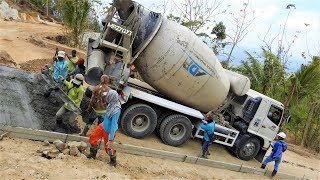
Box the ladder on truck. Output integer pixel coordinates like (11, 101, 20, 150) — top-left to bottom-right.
(193, 121, 240, 147)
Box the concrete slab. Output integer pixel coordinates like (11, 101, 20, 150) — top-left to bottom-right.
(196, 158, 241, 172)
(240, 165, 266, 175)
(116, 143, 186, 161)
(0, 125, 67, 142)
(184, 156, 198, 164)
(66, 134, 82, 142)
(277, 172, 303, 180)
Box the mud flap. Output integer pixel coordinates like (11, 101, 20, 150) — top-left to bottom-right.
(255, 149, 267, 162)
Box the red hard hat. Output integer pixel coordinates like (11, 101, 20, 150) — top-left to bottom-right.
(77, 58, 84, 65)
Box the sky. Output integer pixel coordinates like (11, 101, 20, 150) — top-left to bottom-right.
(101, 0, 320, 71)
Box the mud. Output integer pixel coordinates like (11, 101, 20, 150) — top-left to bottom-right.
(0, 65, 80, 133)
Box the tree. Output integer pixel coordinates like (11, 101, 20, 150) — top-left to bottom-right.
(224, 0, 256, 67)
(167, 0, 227, 54)
(168, 0, 223, 34)
(211, 21, 227, 54)
(284, 57, 320, 150)
(233, 50, 285, 100)
(57, 0, 91, 47)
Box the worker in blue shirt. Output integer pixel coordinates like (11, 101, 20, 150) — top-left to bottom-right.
(53, 51, 68, 84)
(200, 113, 215, 158)
(261, 132, 287, 177)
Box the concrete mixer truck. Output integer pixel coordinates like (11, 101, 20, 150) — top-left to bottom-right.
(84, 0, 288, 161)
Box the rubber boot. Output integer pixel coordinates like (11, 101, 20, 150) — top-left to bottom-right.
(261, 164, 266, 169)
(271, 170, 277, 177)
(80, 124, 90, 136)
(201, 151, 207, 159)
(86, 146, 98, 159)
(108, 149, 117, 167)
(109, 154, 117, 167)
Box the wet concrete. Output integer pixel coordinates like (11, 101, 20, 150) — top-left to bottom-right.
(0, 65, 80, 133)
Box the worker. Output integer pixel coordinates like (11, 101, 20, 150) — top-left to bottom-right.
(55, 74, 85, 127)
(66, 50, 78, 73)
(52, 51, 68, 84)
(87, 89, 121, 167)
(267, 111, 280, 122)
(68, 57, 86, 77)
(200, 114, 215, 158)
(129, 64, 136, 78)
(80, 75, 110, 136)
(261, 132, 287, 177)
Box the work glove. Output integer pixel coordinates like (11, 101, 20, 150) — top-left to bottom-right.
(202, 120, 208, 124)
(58, 75, 64, 81)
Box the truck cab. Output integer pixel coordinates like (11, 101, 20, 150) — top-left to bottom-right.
(223, 89, 285, 161)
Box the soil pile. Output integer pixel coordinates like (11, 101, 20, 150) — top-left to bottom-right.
(0, 50, 17, 67)
(20, 58, 52, 73)
(0, 65, 80, 133)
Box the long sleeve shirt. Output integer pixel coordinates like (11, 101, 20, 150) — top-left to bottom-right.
(270, 140, 287, 159)
(63, 80, 84, 111)
(53, 60, 68, 82)
(200, 121, 215, 141)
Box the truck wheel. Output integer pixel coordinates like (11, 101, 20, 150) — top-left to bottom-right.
(159, 114, 192, 146)
(120, 103, 157, 138)
(236, 137, 260, 161)
(156, 111, 172, 135)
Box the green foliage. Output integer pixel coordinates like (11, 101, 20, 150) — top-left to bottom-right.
(233, 50, 285, 101)
(211, 22, 227, 55)
(57, 0, 91, 47)
(211, 21, 226, 40)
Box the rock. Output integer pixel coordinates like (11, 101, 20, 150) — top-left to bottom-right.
(67, 141, 81, 149)
(79, 153, 87, 159)
(47, 152, 57, 159)
(62, 149, 70, 155)
(53, 139, 63, 145)
(53, 140, 67, 151)
(79, 141, 87, 152)
(43, 140, 50, 146)
(0, 1, 20, 20)
(50, 149, 60, 155)
(69, 145, 79, 156)
(42, 151, 49, 156)
(57, 153, 66, 159)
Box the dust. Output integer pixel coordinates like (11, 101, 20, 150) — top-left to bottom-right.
(0, 65, 80, 133)
(0, 50, 17, 67)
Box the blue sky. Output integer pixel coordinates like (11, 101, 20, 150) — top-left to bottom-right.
(101, 0, 320, 72)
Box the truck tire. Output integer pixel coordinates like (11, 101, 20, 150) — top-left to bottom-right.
(156, 111, 172, 135)
(159, 114, 192, 146)
(120, 103, 157, 138)
(236, 137, 260, 161)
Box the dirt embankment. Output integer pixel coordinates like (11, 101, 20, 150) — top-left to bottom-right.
(0, 50, 17, 67)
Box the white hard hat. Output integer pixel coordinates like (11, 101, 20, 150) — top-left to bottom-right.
(57, 51, 66, 58)
(73, 74, 84, 85)
(277, 132, 286, 139)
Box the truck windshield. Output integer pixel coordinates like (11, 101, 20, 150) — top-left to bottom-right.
(267, 105, 283, 125)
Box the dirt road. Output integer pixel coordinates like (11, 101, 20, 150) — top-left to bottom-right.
(0, 137, 270, 179)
